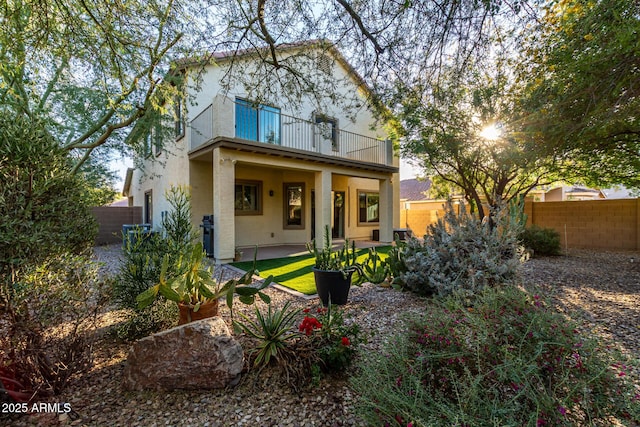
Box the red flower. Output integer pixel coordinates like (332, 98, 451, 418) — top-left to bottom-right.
(299, 316, 322, 336)
(303, 308, 310, 313)
(341, 336, 351, 346)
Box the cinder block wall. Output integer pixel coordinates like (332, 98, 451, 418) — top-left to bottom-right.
(92, 207, 143, 245)
(401, 200, 448, 238)
(524, 199, 639, 250)
(402, 199, 639, 251)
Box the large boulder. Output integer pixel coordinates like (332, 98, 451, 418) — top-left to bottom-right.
(123, 316, 243, 391)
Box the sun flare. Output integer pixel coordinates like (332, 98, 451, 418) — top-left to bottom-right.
(479, 124, 501, 141)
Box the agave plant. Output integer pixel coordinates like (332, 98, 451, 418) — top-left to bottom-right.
(234, 301, 300, 367)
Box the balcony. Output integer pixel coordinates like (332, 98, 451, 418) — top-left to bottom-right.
(189, 98, 394, 168)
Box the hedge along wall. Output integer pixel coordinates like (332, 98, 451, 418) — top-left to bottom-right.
(524, 199, 640, 251)
(91, 206, 143, 245)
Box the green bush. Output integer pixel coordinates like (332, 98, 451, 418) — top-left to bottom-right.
(520, 225, 562, 256)
(0, 115, 108, 397)
(400, 201, 524, 298)
(111, 300, 178, 342)
(351, 286, 639, 426)
(112, 231, 173, 310)
(115, 185, 196, 305)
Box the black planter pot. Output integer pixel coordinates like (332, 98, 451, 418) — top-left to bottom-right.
(312, 267, 353, 306)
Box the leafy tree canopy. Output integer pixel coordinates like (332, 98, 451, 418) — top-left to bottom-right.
(518, 0, 640, 188)
(399, 51, 558, 219)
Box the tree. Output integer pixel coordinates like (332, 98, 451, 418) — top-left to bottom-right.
(518, 0, 640, 189)
(0, 113, 107, 396)
(0, 0, 534, 174)
(399, 57, 557, 220)
(0, 0, 187, 171)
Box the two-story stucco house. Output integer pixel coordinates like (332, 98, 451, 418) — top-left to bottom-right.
(124, 41, 400, 263)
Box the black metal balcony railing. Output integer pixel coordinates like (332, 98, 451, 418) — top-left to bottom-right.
(190, 103, 392, 166)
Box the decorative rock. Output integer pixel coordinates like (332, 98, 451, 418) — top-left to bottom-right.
(122, 317, 243, 391)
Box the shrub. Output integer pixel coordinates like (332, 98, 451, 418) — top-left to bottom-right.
(111, 300, 178, 342)
(111, 185, 197, 339)
(300, 302, 361, 372)
(520, 225, 562, 256)
(400, 201, 524, 297)
(0, 115, 108, 398)
(351, 286, 639, 426)
(1, 253, 109, 396)
(235, 301, 300, 367)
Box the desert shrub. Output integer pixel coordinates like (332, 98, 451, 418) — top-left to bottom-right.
(351, 286, 639, 426)
(299, 303, 361, 373)
(400, 201, 524, 297)
(520, 225, 562, 256)
(112, 231, 173, 310)
(2, 253, 109, 396)
(111, 185, 197, 339)
(238, 302, 362, 391)
(111, 300, 178, 342)
(0, 115, 109, 398)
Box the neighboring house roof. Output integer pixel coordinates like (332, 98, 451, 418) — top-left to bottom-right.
(400, 178, 432, 201)
(108, 198, 129, 207)
(602, 187, 635, 199)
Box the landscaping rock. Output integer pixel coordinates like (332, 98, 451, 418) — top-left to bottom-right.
(122, 316, 243, 391)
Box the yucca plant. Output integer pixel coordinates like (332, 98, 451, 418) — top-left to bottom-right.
(235, 302, 300, 367)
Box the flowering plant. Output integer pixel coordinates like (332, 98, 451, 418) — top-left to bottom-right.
(298, 302, 361, 372)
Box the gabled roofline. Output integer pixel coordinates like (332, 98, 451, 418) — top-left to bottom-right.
(173, 39, 377, 104)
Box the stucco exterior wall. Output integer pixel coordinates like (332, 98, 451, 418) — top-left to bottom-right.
(129, 45, 399, 259)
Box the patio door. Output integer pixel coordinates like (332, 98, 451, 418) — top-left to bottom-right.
(332, 191, 345, 239)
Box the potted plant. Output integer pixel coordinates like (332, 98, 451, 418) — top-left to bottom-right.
(137, 242, 271, 324)
(306, 225, 362, 306)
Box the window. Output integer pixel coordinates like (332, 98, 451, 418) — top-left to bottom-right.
(284, 183, 305, 229)
(143, 133, 152, 158)
(235, 98, 281, 144)
(235, 180, 262, 215)
(153, 124, 163, 156)
(174, 98, 185, 139)
(144, 190, 153, 225)
(314, 114, 338, 150)
(358, 191, 379, 224)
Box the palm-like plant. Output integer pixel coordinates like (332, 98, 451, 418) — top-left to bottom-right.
(235, 302, 300, 367)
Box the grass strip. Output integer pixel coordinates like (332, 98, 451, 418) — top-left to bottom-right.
(232, 246, 391, 295)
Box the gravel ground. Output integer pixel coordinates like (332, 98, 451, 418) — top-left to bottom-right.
(7, 246, 640, 427)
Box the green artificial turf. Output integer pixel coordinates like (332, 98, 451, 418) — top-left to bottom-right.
(232, 246, 391, 295)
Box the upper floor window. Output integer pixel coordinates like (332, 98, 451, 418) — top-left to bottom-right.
(358, 191, 379, 224)
(174, 98, 185, 139)
(235, 98, 281, 144)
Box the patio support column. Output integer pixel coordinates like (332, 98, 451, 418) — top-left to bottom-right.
(213, 147, 235, 263)
(379, 176, 394, 244)
(314, 170, 332, 247)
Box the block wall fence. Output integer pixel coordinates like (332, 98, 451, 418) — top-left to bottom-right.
(523, 199, 640, 251)
(92, 206, 142, 245)
(401, 199, 640, 251)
